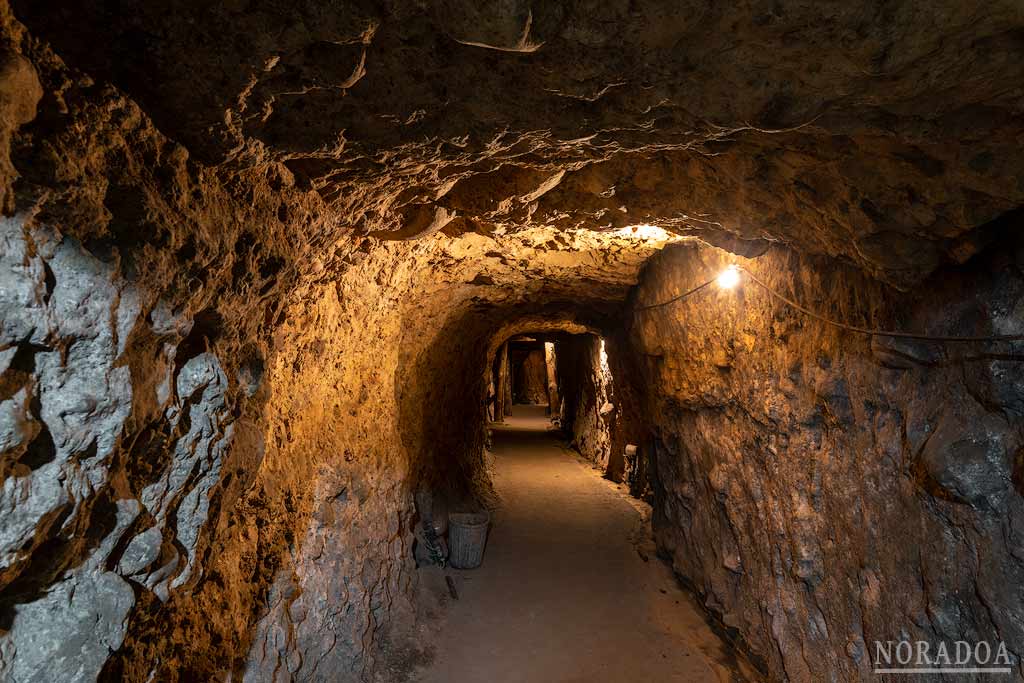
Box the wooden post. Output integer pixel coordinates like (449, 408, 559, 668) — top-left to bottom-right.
(501, 342, 512, 416)
(544, 341, 559, 416)
(496, 342, 511, 420)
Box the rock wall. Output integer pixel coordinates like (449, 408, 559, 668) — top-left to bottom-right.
(1, 218, 164, 681)
(513, 348, 548, 405)
(0, 9, 420, 678)
(237, 240, 426, 681)
(557, 334, 645, 487)
(624, 237, 1024, 681)
(0, 17, 323, 672)
(0, 211, 454, 681)
(558, 335, 614, 473)
(0, 141, 415, 683)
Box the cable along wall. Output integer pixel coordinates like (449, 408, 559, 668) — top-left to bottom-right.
(623, 238, 1024, 682)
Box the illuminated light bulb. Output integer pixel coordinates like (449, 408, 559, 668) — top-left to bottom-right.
(613, 224, 672, 240)
(716, 265, 741, 289)
(630, 224, 669, 240)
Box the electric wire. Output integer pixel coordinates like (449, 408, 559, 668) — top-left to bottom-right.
(636, 265, 1024, 344)
(633, 277, 717, 311)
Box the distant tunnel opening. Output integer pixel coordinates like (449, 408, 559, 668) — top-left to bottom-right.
(489, 330, 639, 484)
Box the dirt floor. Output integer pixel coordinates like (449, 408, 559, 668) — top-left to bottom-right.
(406, 405, 759, 682)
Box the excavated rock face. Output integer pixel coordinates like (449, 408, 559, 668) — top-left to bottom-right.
(557, 334, 619, 474)
(510, 345, 547, 405)
(10, 0, 1024, 285)
(623, 238, 1024, 680)
(1, 1, 1023, 681)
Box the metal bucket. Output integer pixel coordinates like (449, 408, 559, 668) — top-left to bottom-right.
(448, 511, 490, 569)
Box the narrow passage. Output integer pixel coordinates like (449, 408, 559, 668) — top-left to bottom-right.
(413, 406, 754, 682)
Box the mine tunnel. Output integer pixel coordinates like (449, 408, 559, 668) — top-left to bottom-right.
(1, 2, 1024, 682)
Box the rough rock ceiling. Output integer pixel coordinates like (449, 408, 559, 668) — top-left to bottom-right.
(12, 1, 1024, 286)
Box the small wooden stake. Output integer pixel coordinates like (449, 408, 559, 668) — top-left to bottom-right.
(445, 575, 459, 601)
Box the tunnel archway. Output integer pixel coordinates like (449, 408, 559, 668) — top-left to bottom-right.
(396, 301, 614, 508)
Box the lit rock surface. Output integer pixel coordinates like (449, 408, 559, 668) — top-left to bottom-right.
(623, 240, 1024, 680)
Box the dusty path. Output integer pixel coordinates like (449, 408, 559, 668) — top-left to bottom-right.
(410, 405, 755, 683)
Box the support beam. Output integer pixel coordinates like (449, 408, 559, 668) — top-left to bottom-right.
(544, 341, 559, 416)
(495, 341, 511, 420)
